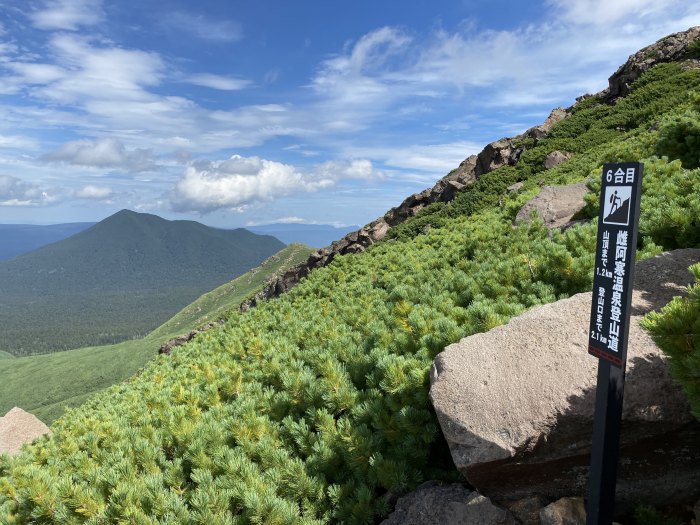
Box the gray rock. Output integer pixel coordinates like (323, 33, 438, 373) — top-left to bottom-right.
(380, 482, 516, 525)
(503, 495, 547, 525)
(507, 182, 525, 193)
(543, 151, 573, 170)
(0, 407, 50, 456)
(515, 181, 589, 229)
(525, 108, 568, 141)
(539, 498, 586, 525)
(694, 498, 700, 525)
(430, 249, 700, 508)
(605, 26, 700, 100)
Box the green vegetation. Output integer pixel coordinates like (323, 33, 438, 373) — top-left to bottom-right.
(656, 92, 700, 169)
(1, 61, 699, 524)
(632, 504, 685, 525)
(0, 351, 14, 360)
(688, 37, 700, 59)
(0, 244, 312, 424)
(150, 244, 312, 340)
(642, 263, 700, 420)
(0, 210, 285, 355)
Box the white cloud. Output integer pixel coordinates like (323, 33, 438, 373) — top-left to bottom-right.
(546, 0, 679, 25)
(316, 159, 381, 180)
(160, 12, 242, 42)
(42, 137, 158, 172)
(344, 141, 483, 173)
(0, 175, 60, 206)
(171, 155, 325, 213)
(30, 0, 104, 30)
(170, 155, 381, 213)
(74, 184, 113, 199)
(0, 134, 40, 150)
(187, 73, 252, 91)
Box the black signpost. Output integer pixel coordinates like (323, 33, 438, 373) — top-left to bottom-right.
(586, 162, 644, 525)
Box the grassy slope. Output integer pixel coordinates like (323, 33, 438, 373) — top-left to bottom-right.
(0, 351, 13, 360)
(150, 243, 312, 340)
(1, 61, 699, 524)
(0, 244, 312, 424)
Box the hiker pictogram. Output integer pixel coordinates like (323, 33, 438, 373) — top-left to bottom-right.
(602, 186, 632, 226)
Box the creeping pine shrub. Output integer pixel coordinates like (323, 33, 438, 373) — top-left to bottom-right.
(656, 104, 700, 169)
(642, 263, 700, 419)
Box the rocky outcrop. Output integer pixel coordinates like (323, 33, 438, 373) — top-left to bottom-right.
(604, 26, 700, 101)
(158, 320, 224, 355)
(515, 181, 589, 230)
(0, 407, 50, 456)
(430, 249, 700, 510)
(380, 482, 516, 525)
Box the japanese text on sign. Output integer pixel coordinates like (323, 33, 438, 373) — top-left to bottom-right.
(588, 162, 643, 367)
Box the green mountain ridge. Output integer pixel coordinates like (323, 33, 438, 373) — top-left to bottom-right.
(0, 209, 285, 355)
(1, 28, 700, 525)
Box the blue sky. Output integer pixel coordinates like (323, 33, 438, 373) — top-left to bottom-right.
(0, 0, 699, 228)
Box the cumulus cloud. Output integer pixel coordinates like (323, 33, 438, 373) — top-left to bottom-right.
(42, 137, 158, 172)
(171, 155, 332, 213)
(74, 185, 113, 199)
(170, 155, 380, 213)
(0, 175, 60, 206)
(30, 0, 104, 30)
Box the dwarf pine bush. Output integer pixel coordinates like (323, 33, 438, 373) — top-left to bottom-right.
(642, 264, 700, 420)
(1, 54, 700, 525)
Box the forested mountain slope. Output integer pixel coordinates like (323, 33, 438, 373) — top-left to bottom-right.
(1, 28, 699, 525)
(0, 243, 313, 425)
(0, 210, 284, 354)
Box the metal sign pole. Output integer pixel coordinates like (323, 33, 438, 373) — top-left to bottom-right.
(585, 162, 644, 525)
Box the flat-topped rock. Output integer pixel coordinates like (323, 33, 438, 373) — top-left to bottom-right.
(515, 181, 588, 230)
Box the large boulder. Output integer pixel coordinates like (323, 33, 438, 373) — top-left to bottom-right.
(0, 407, 50, 456)
(515, 181, 589, 230)
(430, 249, 700, 509)
(380, 482, 516, 525)
(543, 151, 573, 170)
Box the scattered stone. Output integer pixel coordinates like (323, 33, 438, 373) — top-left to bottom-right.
(158, 320, 223, 355)
(543, 151, 573, 170)
(515, 181, 589, 229)
(380, 481, 516, 525)
(503, 495, 547, 525)
(430, 249, 700, 509)
(539, 498, 586, 525)
(0, 407, 50, 456)
(507, 182, 524, 193)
